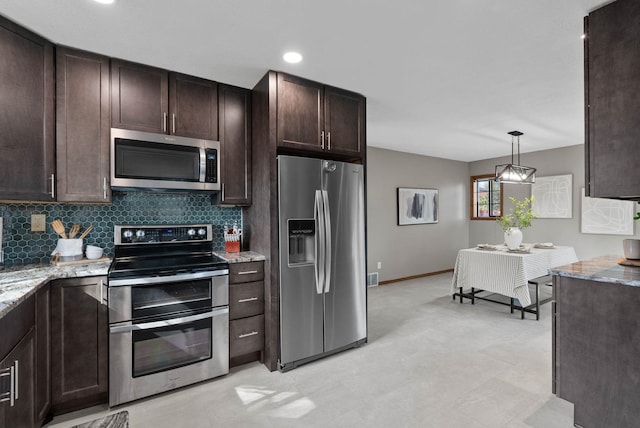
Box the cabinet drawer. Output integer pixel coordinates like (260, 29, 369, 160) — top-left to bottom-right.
(229, 281, 264, 320)
(229, 315, 264, 358)
(229, 261, 264, 284)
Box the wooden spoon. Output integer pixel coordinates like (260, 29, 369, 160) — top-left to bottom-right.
(68, 224, 81, 239)
(78, 225, 94, 239)
(51, 219, 66, 239)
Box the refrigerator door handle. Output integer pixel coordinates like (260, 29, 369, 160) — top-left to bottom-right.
(314, 190, 325, 294)
(322, 190, 332, 293)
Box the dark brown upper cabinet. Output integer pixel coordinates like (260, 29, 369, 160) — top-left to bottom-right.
(276, 72, 365, 159)
(111, 59, 168, 134)
(585, 0, 640, 200)
(324, 86, 366, 157)
(111, 59, 218, 140)
(219, 84, 251, 206)
(170, 73, 218, 140)
(0, 16, 55, 202)
(56, 47, 111, 202)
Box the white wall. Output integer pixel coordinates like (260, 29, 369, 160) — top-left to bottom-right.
(366, 147, 468, 282)
(469, 144, 640, 260)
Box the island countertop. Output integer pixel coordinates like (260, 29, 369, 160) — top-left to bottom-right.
(549, 255, 640, 287)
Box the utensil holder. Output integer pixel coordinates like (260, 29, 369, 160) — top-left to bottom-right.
(53, 238, 83, 261)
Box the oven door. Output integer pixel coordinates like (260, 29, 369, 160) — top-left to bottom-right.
(109, 307, 229, 406)
(109, 271, 228, 323)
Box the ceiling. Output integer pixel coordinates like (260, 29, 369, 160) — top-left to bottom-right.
(0, 0, 609, 162)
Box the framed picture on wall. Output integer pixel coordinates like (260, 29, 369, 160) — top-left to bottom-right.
(397, 187, 439, 225)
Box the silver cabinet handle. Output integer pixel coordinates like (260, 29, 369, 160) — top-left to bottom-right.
(238, 297, 258, 303)
(238, 270, 258, 275)
(321, 131, 325, 150)
(238, 331, 259, 339)
(102, 177, 107, 199)
(163, 112, 167, 133)
(13, 361, 17, 401)
(327, 132, 331, 151)
(0, 366, 14, 406)
(221, 183, 225, 202)
(172, 113, 176, 134)
(99, 280, 106, 305)
(50, 174, 55, 199)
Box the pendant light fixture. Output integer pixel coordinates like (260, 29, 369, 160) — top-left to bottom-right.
(494, 131, 536, 184)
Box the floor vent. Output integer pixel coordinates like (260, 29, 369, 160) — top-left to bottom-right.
(367, 272, 379, 287)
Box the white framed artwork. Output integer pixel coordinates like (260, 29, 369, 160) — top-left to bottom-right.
(397, 188, 438, 225)
(532, 174, 573, 218)
(580, 188, 635, 235)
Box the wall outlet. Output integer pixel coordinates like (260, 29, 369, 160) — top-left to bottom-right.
(377, 261, 382, 269)
(31, 214, 46, 232)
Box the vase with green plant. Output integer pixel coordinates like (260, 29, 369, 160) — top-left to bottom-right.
(496, 196, 537, 249)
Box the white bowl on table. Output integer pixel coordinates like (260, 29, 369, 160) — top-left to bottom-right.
(85, 245, 104, 260)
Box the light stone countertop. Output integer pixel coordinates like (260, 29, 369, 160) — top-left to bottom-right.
(549, 255, 640, 287)
(214, 251, 266, 263)
(0, 260, 111, 319)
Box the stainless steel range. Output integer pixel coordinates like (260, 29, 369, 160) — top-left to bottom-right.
(107, 224, 229, 407)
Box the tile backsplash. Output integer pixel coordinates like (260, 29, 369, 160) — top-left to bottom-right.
(0, 192, 241, 266)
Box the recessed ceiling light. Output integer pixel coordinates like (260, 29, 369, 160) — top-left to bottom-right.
(283, 52, 303, 64)
(93, 0, 115, 4)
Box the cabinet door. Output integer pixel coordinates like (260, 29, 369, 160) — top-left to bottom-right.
(0, 16, 55, 201)
(51, 277, 108, 415)
(0, 329, 35, 428)
(219, 84, 251, 205)
(586, 0, 640, 198)
(111, 59, 168, 133)
(169, 73, 218, 139)
(56, 47, 111, 202)
(276, 73, 324, 152)
(324, 86, 366, 159)
(34, 286, 50, 427)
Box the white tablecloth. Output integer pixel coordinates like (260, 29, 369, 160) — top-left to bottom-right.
(450, 245, 578, 306)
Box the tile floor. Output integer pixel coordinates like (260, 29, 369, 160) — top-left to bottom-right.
(46, 273, 575, 428)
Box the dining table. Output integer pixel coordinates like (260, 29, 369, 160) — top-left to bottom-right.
(450, 244, 578, 307)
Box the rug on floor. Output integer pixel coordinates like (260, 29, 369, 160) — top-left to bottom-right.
(72, 411, 129, 428)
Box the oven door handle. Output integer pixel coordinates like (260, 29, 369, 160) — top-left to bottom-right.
(109, 307, 228, 334)
(108, 270, 229, 287)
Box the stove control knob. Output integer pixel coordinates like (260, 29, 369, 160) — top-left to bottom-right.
(187, 228, 196, 236)
(135, 229, 145, 238)
(197, 228, 207, 237)
(123, 230, 133, 239)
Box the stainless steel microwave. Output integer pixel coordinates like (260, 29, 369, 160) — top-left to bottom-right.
(110, 128, 220, 192)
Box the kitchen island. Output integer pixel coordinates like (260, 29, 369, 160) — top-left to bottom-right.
(550, 255, 640, 428)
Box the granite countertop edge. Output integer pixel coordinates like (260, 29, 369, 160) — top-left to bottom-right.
(0, 260, 111, 319)
(214, 251, 266, 263)
(549, 255, 640, 287)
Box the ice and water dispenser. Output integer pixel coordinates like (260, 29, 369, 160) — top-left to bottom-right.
(288, 219, 315, 265)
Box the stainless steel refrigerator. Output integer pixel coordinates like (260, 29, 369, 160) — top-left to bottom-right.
(278, 155, 367, 371)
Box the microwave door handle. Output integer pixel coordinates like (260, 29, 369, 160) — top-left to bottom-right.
(199, 147, 206, 183)
(110, 307, 228, 334)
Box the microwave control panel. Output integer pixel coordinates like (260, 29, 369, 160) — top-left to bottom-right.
(205, 149, 217, 183)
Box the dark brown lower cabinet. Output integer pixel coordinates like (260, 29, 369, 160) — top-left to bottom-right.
(229, 261, 265, 367)
(0, 294, 36, 428)
(554, 275, 640, 428)
(0, 329, 35, 428)
(51, 277, 108, 415)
